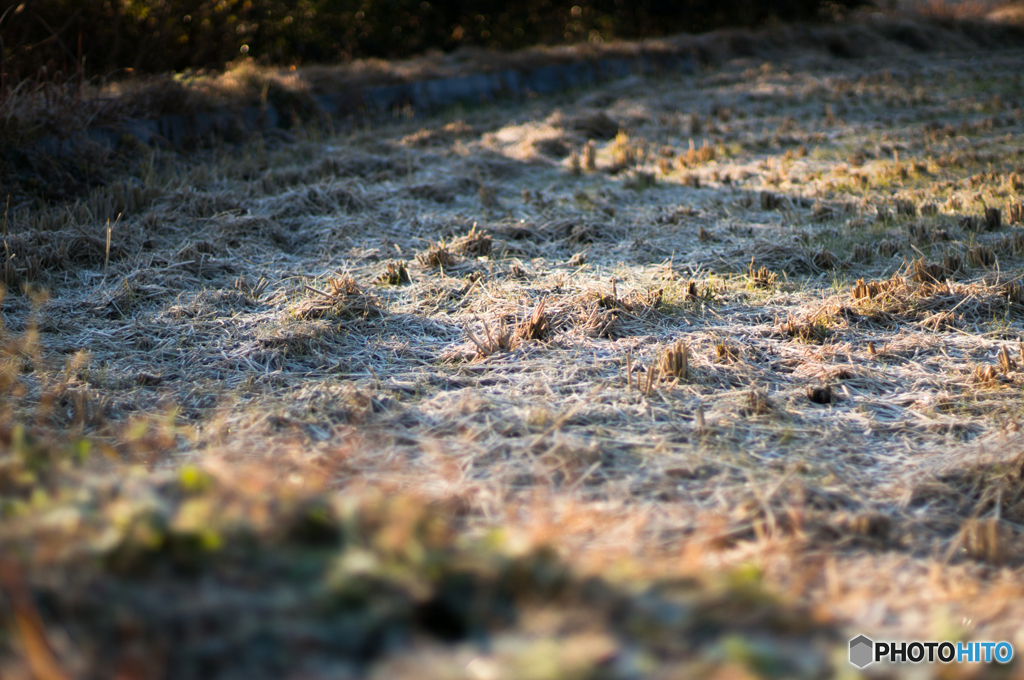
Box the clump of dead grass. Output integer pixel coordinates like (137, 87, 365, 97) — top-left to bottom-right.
(967, 245, 996, 269)
(461, 299, 552, 357)
(993, 229, 1024, 257)
(596, 282, 663, 315)
(659, 340, 690, 380)
(293, 275, 382, 320)
(608, 131, 643, 171)
(960, 518, 1014, 564)
(450, 224, 492, 256)
(234, 275, 269, 300)
(909, 257, 959, 284)
(1009, 202, 1024, 225)
(960, 208, 1004, 234)
(714, 342, 742, 363)
(970, 345, 1018, 386)
(849, 272, 1024, 330)
(876, 239, 900, 258)
(677, 138, 717, 168)
(1004, 281, 1024, 305)
(852, 278, 894, 301)
(571, 282, 665, 340)
(514, 299, 550, 343)
(465, 317, 517, 357)
(379, 261, 411, 285)
(971, 363, 1004, 385)
(577, 303, 617, 338)
(894, 198, 917, 217)
(851, 243, 873, 263)
(683, 279, 716, 304)
(417, 243, 458, 268)
(997, 344, 1017, 373)
(779, 315, 830, 343)
(907, 223, 950, 244)
(748, 261, 778, 289)
(811, 249, 838, 271)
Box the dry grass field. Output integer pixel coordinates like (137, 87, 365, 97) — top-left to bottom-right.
(3, 15, 1024, 679)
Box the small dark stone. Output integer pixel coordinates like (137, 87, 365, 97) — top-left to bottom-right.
(807, 385, 834, 404)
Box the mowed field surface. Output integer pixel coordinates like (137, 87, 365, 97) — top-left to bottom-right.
(3, 27, 1024, 679)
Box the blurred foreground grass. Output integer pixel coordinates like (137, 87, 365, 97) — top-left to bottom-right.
(0, 315, 837, 679)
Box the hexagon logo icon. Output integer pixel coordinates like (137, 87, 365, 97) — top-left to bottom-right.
(850, 635, 874, 668)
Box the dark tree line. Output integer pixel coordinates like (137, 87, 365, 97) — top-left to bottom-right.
(0, 0, 867, 81)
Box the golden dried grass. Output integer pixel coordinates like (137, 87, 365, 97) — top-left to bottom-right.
(292, 275, 382, 319)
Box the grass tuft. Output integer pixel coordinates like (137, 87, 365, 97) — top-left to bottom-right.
(379, 260, 412, 285)
(514, 299, 550, 343)
(659, 340, 690, 381)
(293, 275, 382, 319)
(417, 244, 458, 268)
(748, 261, 778, 289)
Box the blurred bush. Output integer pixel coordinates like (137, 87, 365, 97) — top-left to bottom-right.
(0, 0, 867, 82)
